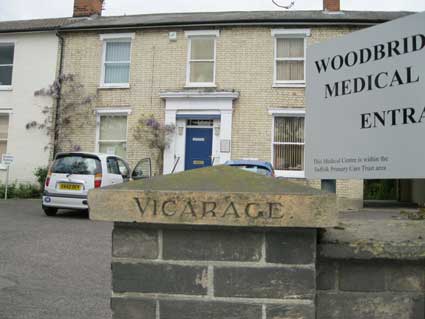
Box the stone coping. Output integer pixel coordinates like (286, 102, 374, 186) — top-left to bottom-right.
(89, 166, 337, 228)
(108, 165, 325, 195)
(319, 210, 425, 260)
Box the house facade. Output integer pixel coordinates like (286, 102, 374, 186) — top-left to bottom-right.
(0, 18, 76, 183)
(53, 0, 415, 209)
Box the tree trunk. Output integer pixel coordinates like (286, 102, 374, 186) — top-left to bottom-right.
(157, 150, 164, 175)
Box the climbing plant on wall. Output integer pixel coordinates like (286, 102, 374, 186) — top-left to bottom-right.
(133, 115, 175, 175)
(26, 73, 97, 155)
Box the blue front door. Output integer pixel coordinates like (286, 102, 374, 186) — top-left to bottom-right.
(185, 128, 213, 170)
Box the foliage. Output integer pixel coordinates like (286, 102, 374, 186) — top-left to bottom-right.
(133, 115, 175, 175)
(0, 183, 41, 199)
(26, 73, 96, 154)
(34, 166, 49, 191)
(364, 179, 397, 200)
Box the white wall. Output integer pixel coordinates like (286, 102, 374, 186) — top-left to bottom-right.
(0, 32, 59, 184)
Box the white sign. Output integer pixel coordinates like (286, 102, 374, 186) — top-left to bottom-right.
(1, 154, 14, 166)
(305, 11, 425, 179)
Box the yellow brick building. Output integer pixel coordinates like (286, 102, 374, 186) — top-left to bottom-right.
(58, 9, 410, 209)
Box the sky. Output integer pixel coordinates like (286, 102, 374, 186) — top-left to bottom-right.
(0, 0, 425, 21)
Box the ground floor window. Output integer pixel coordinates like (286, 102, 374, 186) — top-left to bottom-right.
(98, 115, 127, 158)
(0, 114, 9, 158)
(272, 114, 305, 176)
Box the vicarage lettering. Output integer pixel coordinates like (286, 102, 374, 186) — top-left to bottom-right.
(133, 197, 284, 220)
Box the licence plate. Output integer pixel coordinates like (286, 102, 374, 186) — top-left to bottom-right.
(58, 183, 82, 191)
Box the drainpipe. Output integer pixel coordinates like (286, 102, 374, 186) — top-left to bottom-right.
(53, 30, 65, 158)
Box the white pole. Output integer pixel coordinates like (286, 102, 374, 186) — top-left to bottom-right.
(4, 165, 9, 200)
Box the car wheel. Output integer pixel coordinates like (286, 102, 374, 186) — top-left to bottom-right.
(43, 206, 58, 216)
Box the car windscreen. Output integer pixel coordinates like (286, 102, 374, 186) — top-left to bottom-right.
(52, 155, 101, 175)
(231, 165, 271, 176)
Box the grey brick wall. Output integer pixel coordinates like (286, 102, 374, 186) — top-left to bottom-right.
(111, 223, 317, 319)
(110, 223, 425, 319)
(317, 259, 425, 319)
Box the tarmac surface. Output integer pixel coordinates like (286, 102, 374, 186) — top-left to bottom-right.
(0, 199, 112, 319)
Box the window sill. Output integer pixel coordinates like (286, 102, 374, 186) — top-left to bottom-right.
(98, 84, 130, 90)
(275, 170, 305, 179)
(273, 83, 305, 88)
(184, 83, 216, 89)
(0, 86, 13, 91)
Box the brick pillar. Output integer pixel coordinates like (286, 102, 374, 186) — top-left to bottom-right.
(111, 223, 317, 319)
(88, 166, 337, 319)
(323, 0, 340, 12)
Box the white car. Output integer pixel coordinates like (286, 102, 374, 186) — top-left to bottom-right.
(42, 152, 151, 216)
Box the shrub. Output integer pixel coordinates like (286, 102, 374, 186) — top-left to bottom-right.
(34, 166, 48, 191)
(364, 179, 397, 200)
(0, 183, 41, 199)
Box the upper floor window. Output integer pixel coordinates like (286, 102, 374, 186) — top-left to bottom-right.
(0, 114, 9, 158)
(272, 29, 310, 87)
(0, 43, 14, 89)
(100, 33, 134, 88)
(185, 30, 219, 87)
(270, 108, 305, 178)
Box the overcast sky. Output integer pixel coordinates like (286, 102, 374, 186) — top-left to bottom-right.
(1, 0, 424, 21)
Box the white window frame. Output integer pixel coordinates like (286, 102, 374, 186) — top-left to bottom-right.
(0, 41, 16, 91)
(95, 108, 131, 157)
(269, 108, 306, 178)
(99, 33, 135, 89)
(271, 29, 310, 88)
(185, 30, 219, 88)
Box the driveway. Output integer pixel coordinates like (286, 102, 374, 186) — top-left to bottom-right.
(0, 199, 112, 319)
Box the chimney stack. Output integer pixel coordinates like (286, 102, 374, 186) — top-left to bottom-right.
(323, 0, 340, 12)
(73, 0, 104, 17)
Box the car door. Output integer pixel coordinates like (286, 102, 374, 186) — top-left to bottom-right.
(131, 158, 152, 180)
(116, 158, 131, 182)
(105, 157, 124, 186)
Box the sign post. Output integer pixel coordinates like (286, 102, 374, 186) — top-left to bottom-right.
(2, 154, 14, 200)
(305, 11, 425, 180)
(4, 165, 9, 200)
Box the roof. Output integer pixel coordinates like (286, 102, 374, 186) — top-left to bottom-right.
(0, 17, 81, 33)
(0, 11, 414, 34)
(60, 10, 414, 31)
